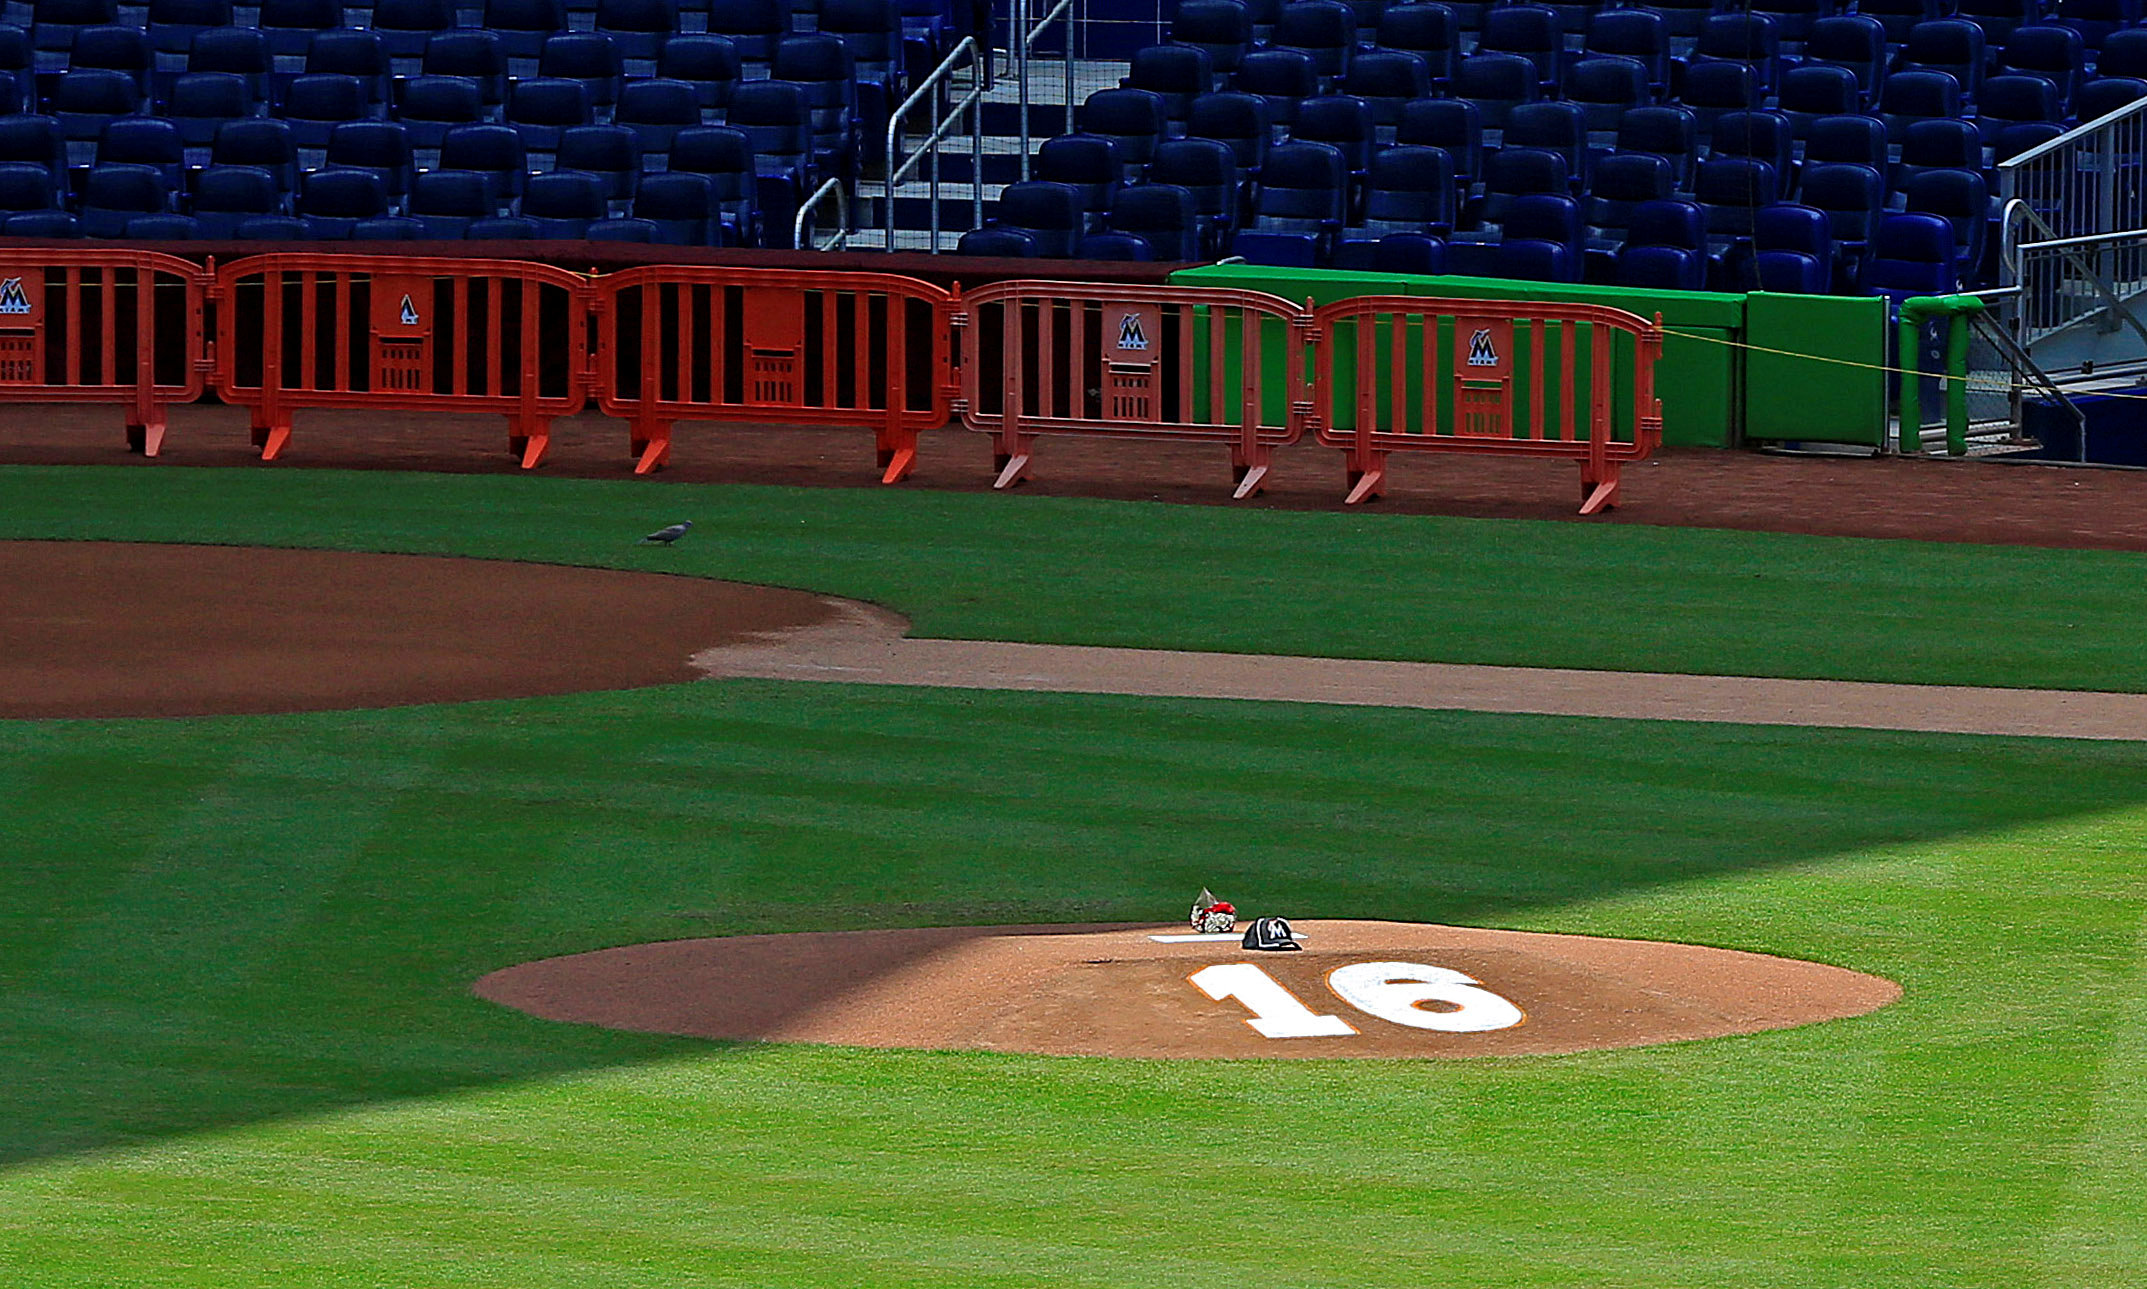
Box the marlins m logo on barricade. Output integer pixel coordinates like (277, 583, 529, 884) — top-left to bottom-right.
(1466, 327, 1500, 367)
(0, 277, 32, 315)
(1116, 310, 1149, 352)
(398, 294, 420, 327)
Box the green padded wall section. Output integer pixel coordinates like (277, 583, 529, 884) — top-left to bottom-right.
(1742, 291, 1890, 446)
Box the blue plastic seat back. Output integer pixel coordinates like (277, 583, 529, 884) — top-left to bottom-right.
(1802, 14, 1885, 95)
(51, 68, 141, 156)
(539, 34, 622, 108)
(1777, 65, 1860, 135)
(1125, 43, 1213, 124)
(1999, 24, 2086, 103)
(210, 117, 297, 189)
(1851, 0, 1939, 42)
(2073, 76, 2147, 125)
(1035, 132, 1121, 225)
(1979, 72, 2062, 137)
(1754, 200, 1830, 257)
(257, 0, 343, 57)
(1895, 116, 1983, 191)
(1505, 99, 1586, 182)
(521, 168, 607, 234)
(631, 169, 715, 243)
(557, 124, 640, 200)
(485, 0, 569, 61)
(0, 158, 57, 211)
(1798, 161, 1885, 244)
(398, 75, 487, 148)
(595, 0, 680, 62)
(666, 125, 759, 241)
(1251, 139, 1347, 226)
(349, 215, 424, 239)
(1357, 143, 1456, 231)
(1955, 0, 2039, 45)
(1075, 230, 1157, 261)
(420, 30, 507, 104)
(1900, 19, 1987, 95)
(71, 24, 155, 94)
(1803, 112, 1886, 170)
(1171, 0, 1254, 77)
(658, 35, 742, 112)
(1566, 56, 1648, 136)
(1586, 151, 1673, 232)
(97, 115, 183, 183)
(2097, 28, 2147, 80)
(464, 215, 539, 238)
(1149, 135, 1240, 232)
(1709, 110, 1793, 197)
(1450, 51, 1538, 131)
(772, 33, 858, 161)
(1108, 182, 1200, 259)
(1617, 242, 1705, 288)
(584, 216, 657, 242)
(191, 164, 282, 237)
(816, 0, 902, 86)
(616, 78, 701, 155)
(186, 28, 270, 103)
(992, 178, 1084, 257)
(1340, 48, 1431, 137)
(726, 78, 812, 178)
(1624, 197, 1707, 251)
(0, 113, 65, 172)
(1270, 0, 1356, 82)
(1476, 4, 1563, 89)
(296, 166, 385, 236)
(1396, 95, 1482, 179)
(1374, 2, 1458, 81)
(1501, 190, 1581, 250)
(1583, 9, 1668, 87)
(706, 0, 788, 64)
(124, 212, 198, 237)
(1292, 94, 1376, 173)
(6, 209, 84, 235)
(1077, 86, 1167, 173)
(1679, 60, 1755, 140)
(1496, 237, 1575, 282)
(369, 0, 456, 61)
(227, 213, 304, 238)
(427, 126, 517, 205)
(508, 75, 593, 152)
(956, 225, 1036, 256)
(277, 72, 364, 137)
(1231, 48, 1319, 127)
(1753, 248, 1829, 292)
(1185, 90, 1269, 173)
(1865, 210, 1958, 295)
(1877, 69, 1965, 140)
(322, 119, 412, 196)
(148, 0, 234, 60)
(1992, 119, 2064, 161)
(1693, 155, 1777, 241)
(1477, 144, 1568, 225)
(1902, 166, 1989, 261)
(408, 167, 495, 236)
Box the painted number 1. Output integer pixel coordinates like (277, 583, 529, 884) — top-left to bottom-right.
(1190, 961, 1525, 1039)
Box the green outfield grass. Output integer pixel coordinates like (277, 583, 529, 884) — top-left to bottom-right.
(2, 464, 2146, 1287)
(3, 464, 2145, 690)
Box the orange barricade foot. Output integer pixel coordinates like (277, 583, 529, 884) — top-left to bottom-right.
(879, 444, 916, 485)
(993, 452, 1031, 490)
(257, 425, 291, 461)
(633, 435, 671, 475)
(1344, 466, 1385, 505)
(126, 422, 165, 457)
(518, 434, 550, 470)
(1579, 474, 1620, 516)
(1232, 462, 1269, 500)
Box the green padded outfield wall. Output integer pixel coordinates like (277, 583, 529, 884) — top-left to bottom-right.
(1171, 264, 1746, 447)
(1741, 291, 1890, 446)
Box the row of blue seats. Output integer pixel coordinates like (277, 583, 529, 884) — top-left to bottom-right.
(0, 158, 754, 239)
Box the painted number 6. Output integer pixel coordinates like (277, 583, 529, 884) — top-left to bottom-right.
(1325, 961, 1525, 1033)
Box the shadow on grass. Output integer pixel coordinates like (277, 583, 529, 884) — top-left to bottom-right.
(4, 676, 2147, 1171)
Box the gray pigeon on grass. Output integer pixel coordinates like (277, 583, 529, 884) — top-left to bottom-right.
(640, 521, 693, 545)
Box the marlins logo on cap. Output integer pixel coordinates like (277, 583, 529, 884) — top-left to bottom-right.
(1241, 916, 1301, 951)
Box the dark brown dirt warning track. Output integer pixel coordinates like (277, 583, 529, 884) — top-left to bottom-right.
(0, 540, 837, 718)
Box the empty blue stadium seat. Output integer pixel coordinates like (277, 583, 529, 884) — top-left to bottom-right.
(1878, 69, 1964, 142)
(520, 167, 607, 234)
(988, 179, 1084, 256)
(1583, 150, 1673, 244)
(185, 28, 270, 102)
(1582, 9, 1669, 92)
(612, 77, 698, 160)
(1231, 138, 1347, 264)
(1148, 135, 1239, 251)
(1998, 25, 2087, 106)
(231, 213, 306, 237)
(1797, 160, 1885, 279)
(325, 119, 413, 196)
(1800, 14, 1885, 98)
(1894, 117, 1983, 192)
(2073, 76, 2147, 124)
(1693, 154, 1777, 250)
(256, 0, 342, 59)
(1901, 166, 1989, 275)
(1035, 133, 1121, 229)
(1075, 230, 1156, 260)
(1677, 60, 1756, 140)
(1375, 2, 1458, 83)
(32, 0, 117, 70)
(956, 225, 1035, 255)
(1618, 241, 1706, 288)
(1754, 247, 1832, 292)
(595, 0, 680, 64)
(420, 30, 508, 104)
(1863, 210, 1958, 299)
(1106, 182, 1200, 259)
(397, 75, 487, 154)
(705, 0, 787, 66)
(486, 0, 568, 65)
(1077, 86, 1167, 177)
(725, 76, 811, 183)
(1231, 47, 1319, 130)
(210, 117, 298, 189)
(1338, 48, 1429, 142)
(408, 167, 495, 236)
(352, 215, 427, 238)
(6, 209, 84, 235)
(1171, 0, 1253, 79)
(1292, 93, 1377, 177)
(1958, 0, 2042, 47)
(1269, 0, 1356, 85)
(188, 163, 282, 236)
(1395, 97, 1482, 184)
(587, 215, 659, 240)
(370, 0, 458, 62)
(96, 115, 183, 187)
(464, 214, 539, 237)
(1977, 73, 2063, 142)
(815, 0, 901, 133)
(1566, 56, 1649, 141)
(50, 69, 141, 164)
(147, 0, 234, 70)
(630, 168, 714, 241)
(123, 212, 197, 236)
(1850, 0, 1936, 42)
(1451, 50, 1538, 134)
(276, 73, 366, 156)
(656, 33, 741, 113)
(0, 112, 63, 173)
(295, 166, 385, 236)
(1504, 99, 1587, 187)
(71, 24, 156, 97)
(506, 75, 592, 153)
(1469, 144, 1567, 228)
(1186, 89, 1269, 175)
(1804, 112, 1887, 172)
(308, 28, 389, 106)
(2050, 0, 2140, 50)
(667, 124, 757, 243)
(1709, 110, 1794, 198)
(1476, 4, 1563, 92)
(539, 33, 622, 111)
(772, 33, 857, 180)
(1775, 65, 1860, 139)
(1496, 235, 1576, 281)
(2097, 28, 2147, 79)
(1692, 11, 1781, 94)
(1900, 19, 1987, 96)
(0, 158, 57, 213)
(1123, 42, 1212, 128)
(425, 126, 518, 208)
(166, 74, 248, 154)
(556, 123, 640, 202)
(1334, 142, 1455, 265)
(1614, 104, 1697, 186)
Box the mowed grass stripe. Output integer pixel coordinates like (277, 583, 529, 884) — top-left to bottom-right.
(3, 464, 2146, 690)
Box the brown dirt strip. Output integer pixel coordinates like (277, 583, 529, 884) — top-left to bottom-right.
(472, 920, 1903, 1060)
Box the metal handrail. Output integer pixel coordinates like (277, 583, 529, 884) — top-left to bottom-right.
(1015, 0, 1078, 180)
(1998, 93, 2147, 174)
(794, 176, 850, 251)
(883, 35, 987, 253)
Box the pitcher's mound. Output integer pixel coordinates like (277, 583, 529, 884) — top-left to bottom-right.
(474, 920, 1900, 1060)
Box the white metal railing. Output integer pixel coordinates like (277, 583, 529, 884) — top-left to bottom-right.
(883, 35, 987, 252)
(1014, 0, 1079, 179)
(2011, 226, 2147, 350)
(1998, 95, 2147, 243)
(793, 176, 850, 251)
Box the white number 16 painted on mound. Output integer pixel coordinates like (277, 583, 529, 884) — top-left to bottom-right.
(1190, 961, 1526, 1038)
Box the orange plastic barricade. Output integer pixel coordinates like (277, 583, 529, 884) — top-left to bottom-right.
(952, 280, 1311, 497)
(0, 248, 208, 456)
(212, 254, 592, 466)
(1308, 297, 1664, 513)
(594, 266, 953, 478)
